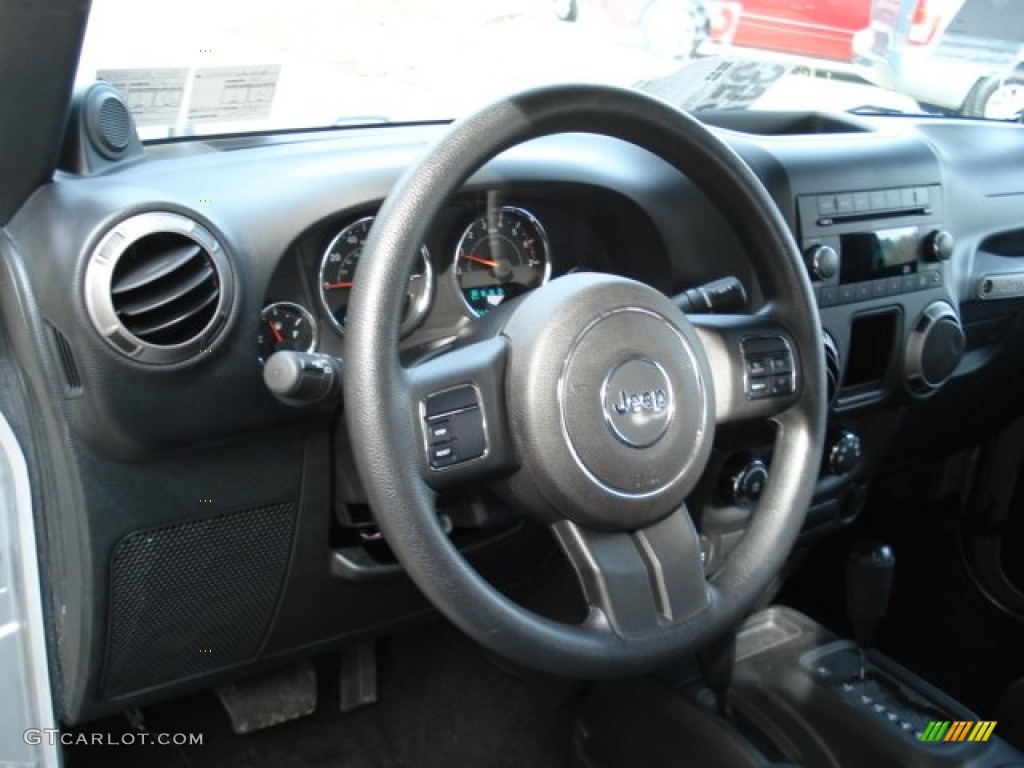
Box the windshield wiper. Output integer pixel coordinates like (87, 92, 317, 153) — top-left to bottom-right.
(847, 104, 912, 116)
(332, 115, 393, 127)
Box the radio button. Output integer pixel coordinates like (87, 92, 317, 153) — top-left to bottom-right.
(836, 193, 855, 214)
(885, 189, 901, 208)
(855, 283, 872, 301)
(854, 192, 871, 212)
(914, 187, 930, 206)
(923, 230, 954, 262)
(805, 244, 839, 281)
(872, 280, 888, 298)
(887, 276, 904, 294)
(900, 188, 916, 208)
(902, 274, 919, 293)
(839, 286, 856, 304)
(870, 190, 887, 211)
(818, 195, 837, 215)
(819, 286, 839, 307)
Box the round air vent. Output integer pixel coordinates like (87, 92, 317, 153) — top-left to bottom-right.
(84, 212, 234, 364)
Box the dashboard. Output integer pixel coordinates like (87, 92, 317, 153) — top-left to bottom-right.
(7, 102, 1024, 725)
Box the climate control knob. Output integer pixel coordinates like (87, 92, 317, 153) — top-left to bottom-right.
(904, 301, 965, 396)
(828, 430, 863, 475)
(923, 230, 954, 262)
(805, 244, 839, 281)
(724, 458, 769, 504)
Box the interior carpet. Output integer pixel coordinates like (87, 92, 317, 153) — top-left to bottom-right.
(63, 618, 585, 768)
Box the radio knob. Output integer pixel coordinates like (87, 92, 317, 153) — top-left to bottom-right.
(828, 430, 863, 476)
(904, 301, 965, 396)
(805, 244, 839, 280)
(923, 230, 954, 262)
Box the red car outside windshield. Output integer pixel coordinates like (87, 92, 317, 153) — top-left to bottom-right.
(709, 0, 871, 61)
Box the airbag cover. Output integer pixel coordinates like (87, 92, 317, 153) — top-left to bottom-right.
(502, 273, 714, 531)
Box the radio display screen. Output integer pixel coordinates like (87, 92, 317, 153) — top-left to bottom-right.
(840, 227, 918, 284)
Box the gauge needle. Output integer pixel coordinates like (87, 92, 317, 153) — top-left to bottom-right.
(459, 252, 500, 268)
(267, 320, 284, 344)
(323, 281, 353, 290)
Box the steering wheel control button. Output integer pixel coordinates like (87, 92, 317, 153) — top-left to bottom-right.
(742, 337, 797, 402)
(429, 442, 458, 468)
(427, 419, 451, 442)
(748, 377, 770, 399)
(770, 375, 793, 396)
(600, 357, 674, 449)
(424, 386, 479, 418)
(746, 358, 769, 377)
(421, 385, 487, 471)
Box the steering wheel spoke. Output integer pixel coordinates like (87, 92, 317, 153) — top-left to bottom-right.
(406, 337, 518, 490)
(552, 507, 710, 637)
(691, 311, 803, 425)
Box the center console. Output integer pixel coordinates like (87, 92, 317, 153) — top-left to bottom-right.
(574, 607, 1024, 768)
(798, 184, 963, 406)
(700, 181, 968, 573)
(724, 607, 1022, 768)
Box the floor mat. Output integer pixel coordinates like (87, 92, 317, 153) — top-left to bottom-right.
(63, 619, 584, 768)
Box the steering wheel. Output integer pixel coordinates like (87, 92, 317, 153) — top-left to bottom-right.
(344, 84, 825, 678)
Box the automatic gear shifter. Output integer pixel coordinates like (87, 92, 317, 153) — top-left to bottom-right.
(846, 541, 896, 680)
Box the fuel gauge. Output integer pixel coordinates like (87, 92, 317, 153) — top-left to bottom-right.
(258, 301, 317, 362)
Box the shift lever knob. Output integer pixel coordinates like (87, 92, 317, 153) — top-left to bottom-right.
(846, 541, 895, 678)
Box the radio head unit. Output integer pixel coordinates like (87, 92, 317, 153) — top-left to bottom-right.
(797, 185, 948, 307)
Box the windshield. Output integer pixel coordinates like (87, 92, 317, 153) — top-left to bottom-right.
(76, 0, 1024, 140)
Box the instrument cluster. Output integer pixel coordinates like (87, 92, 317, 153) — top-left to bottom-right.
(258, 194, 632, 362)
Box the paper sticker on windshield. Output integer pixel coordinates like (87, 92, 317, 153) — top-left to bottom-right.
(187, 65, 280, 123)
(96, 68, 188, 126)
(637, 58, 791, 112)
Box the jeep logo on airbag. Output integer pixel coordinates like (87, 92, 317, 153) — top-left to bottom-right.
(601, 358, 674, 448)
(613, 387, 668, 415)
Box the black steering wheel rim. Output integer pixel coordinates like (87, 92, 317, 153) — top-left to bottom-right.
(344, 84, 826, 678)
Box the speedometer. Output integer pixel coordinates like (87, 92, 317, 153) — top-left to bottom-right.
(318, 216, 433, 336)
(452, 206, 551, 317)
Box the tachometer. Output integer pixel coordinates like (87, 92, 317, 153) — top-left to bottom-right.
(319, 216, 433, 336)
(453, 206, 551, 317)
(258, 301, 317, 362)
